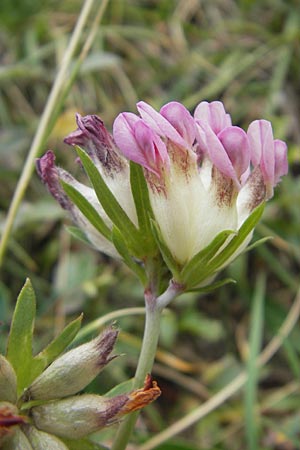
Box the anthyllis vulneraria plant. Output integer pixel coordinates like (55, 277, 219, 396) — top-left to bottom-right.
(0, 279, 160, 450)
(36, 100, 288, 449)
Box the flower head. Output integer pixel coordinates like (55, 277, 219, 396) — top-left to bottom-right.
(37, 101, 288, 290)
(114, 101, 287, 269)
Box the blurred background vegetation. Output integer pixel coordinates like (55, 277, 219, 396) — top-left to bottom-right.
(0, 0, 300, 449)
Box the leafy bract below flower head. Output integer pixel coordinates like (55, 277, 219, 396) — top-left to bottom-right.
(0, 291, 161, 449)
(37, 101, 288, 290)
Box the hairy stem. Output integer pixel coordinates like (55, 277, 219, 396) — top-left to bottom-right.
(111, 282, 181, 450)
(111, 294, 162, 450)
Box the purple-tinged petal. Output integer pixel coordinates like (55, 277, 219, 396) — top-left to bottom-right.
(274, 139, 288, 184)
(137, 101, 188, 148)
(196, 121, 238, 184)
(36, 151, 72, 211)
(247, 119, 262, 166)
(160, 101, 196, 147)
(217, 126, 250, 179)
(134, 120, 170, 174)
(113, 113, 144, 163)
(64, 114, 109, 158)
(113, 113, 169, 176)
(64, 114, 125, 174)
(194, 101, 232, 134)
(247, 120, 275, 187)
(240, 166, 251, 186)
(36, 152, 120, 257)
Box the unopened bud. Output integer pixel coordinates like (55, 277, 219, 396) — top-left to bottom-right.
(0, 356, 17, 404)
(2, 428, 33, 450)
(31, 394, 127, 439)
(23, 424, 69, 450)
(24, 326, 118, 401)
(31, 375, 161, 439)
(0, 401, 27, 443)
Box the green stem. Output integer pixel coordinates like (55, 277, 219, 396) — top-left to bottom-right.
(111, 296, 162, 450)
(111, 281, 180, 450)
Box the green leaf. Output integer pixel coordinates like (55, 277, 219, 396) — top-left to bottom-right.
(31, 314, 83, 380)
(191, 202, 265, 286)
(65, 225, 91, 245)
(209, 202, 265, 271)
(186, 277, 236, 294)
(62, 438, 108, 450)
(153, 440, 200, 450)
(129, 161, 156, 253)
(104, 378, 134, 398)
(6, 278, 36, 394)
(75, 146, 142, 255)
(61, 179, 111, 241)
(111, 226, 147, 285)
(180, 229, 235, 287)
(243, 236, 272, 253)
(150, 219, 181, 279)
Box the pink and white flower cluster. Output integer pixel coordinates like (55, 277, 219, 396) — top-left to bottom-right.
(113, 101, 287, 265)
(37, 101, 288, 280)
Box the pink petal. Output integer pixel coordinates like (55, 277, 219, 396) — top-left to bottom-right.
(217, 126, 250, 179)
(113, 113, 142, 161)
(194, 101, 232, 134)
(196, 121, 238, 183)
(274, 139, 288, 184)
(137, 101, 188, 148)
(160, 101, 196, 147)
(134, 120, 169, 175)
(113, 113, 169, 176)
(247, 120, 275, 186)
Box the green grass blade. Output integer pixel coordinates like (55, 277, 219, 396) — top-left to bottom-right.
(245, 273, 266, 450)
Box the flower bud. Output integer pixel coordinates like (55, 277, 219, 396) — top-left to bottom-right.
(31, 375, 161, 439)
(64, 113, 127, 176)
(0, 356, 17, 403)
(36, 151, 121, 258)
(23, 425, 69, 450)
(36, 151, 73, 212)
(0, 402, 27, 444)
(24, 326, 118, 401)
(63, 113, 139, 230)
(2, 428, 33, 450)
